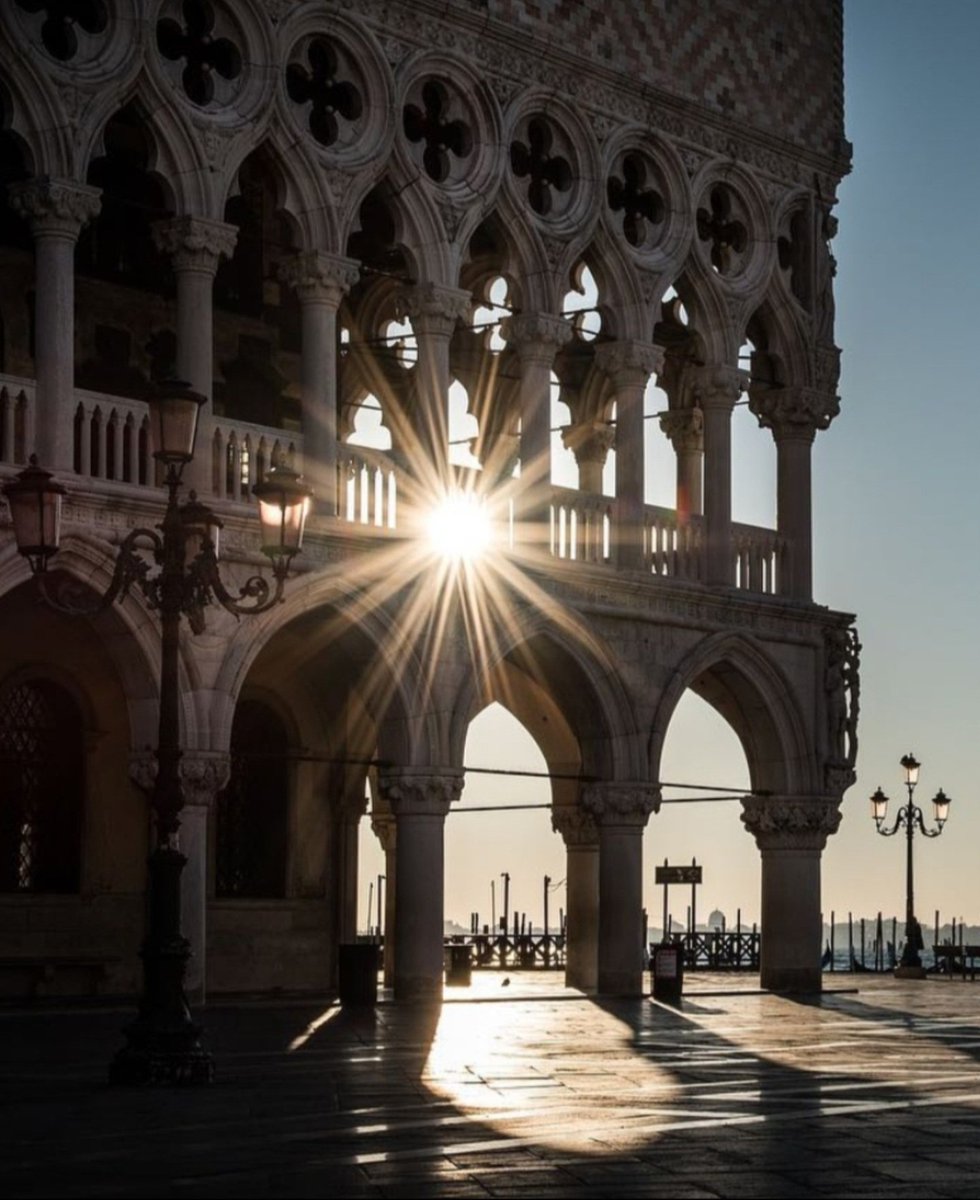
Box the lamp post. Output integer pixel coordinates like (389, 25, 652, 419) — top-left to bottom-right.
(2, 381, 313, 1083)
(871, 752, 952, 979)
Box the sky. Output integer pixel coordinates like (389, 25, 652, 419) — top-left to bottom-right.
(360, 2, 980, 935)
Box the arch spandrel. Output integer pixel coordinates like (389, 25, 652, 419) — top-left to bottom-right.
(648, 630, 817, 797)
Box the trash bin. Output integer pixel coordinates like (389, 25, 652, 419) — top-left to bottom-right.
(650, 941, 683, 1004)
(445, 942, 472, 987)
(338, 943, 380, 1006)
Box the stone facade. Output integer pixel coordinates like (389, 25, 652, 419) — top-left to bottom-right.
(0, 0, 855, 999)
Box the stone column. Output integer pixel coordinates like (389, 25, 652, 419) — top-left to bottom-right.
(152, 216, 237, 494)
(595, 341, 662, 569)
(583, 782, 660, 995)
(280, 251, 359, 514)
(336, 783, 368, 949)
(552, 806, 599, 991)
(691, 366, 743, 587)
(8, 178, 101, 472)
(178, 752, 230, 1005)
(379, 768, 463, 1002)
(561, 419, 614, 495)
(750, 387, 839, 601)
(503, 314, 572, 538)
(395, 282, 470, 477)
(371, 813, 397, 987)
(659, 408, 704, 521)
(741, 795, 841, 992)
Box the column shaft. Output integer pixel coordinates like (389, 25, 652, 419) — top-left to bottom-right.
(759, 847, 822, 991)
(565, 845, 598, 991)
(777, 434, 813, 601)
(597, 824, 645, 994)
(702, 400, 733, 586)
(179, 804, 209, 1003)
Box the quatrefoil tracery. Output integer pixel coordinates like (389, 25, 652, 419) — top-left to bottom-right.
(510, 117, 573, 218)
(696, 184, 748, 275)
(157, 1, 242, 108)
(403, 80, 473, 184)
(15, 0, 107, 62)
(286, 38, 363, 149)
(607, 153, 665, 249)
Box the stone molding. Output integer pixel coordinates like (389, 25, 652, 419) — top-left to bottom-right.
(280, 250, 360, 305)
(378, 768, 464, 817)
(749, 386, 840, 440)
(551, 805, 598, 847)
(152, 216, 238, 274)
(581, 782, 661, 827)
(594, 340, 663, 388)
(740, 795, 841, 851)
(8, 177, 101, 238)
(659, 406, 704, 453)
(502, 313, 574, 362)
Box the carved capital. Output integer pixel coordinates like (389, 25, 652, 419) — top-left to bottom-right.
(581, 782, 661, 828)
(750, 387, 839, 440)
(687, 364, 747, 411)
(280, 250, 359, 306)
(377, 768, 464, 817)
(371, 813, 396, 852)
(179, 752, 231, 807)
(740, 795, 841, 851)
(8, 177, 101, 239)
(395, 282, 470, 336)
(502, 312, 573, 363)
(659, 406, 704, 453)
(594, 340, 663, 389)
(129, 750, 158, 796)
(551, 805, 598, 847)
(152, 216, 237, 275)
(562, 418, 615, 466)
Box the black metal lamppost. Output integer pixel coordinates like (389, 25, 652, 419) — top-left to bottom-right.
(1, 382, 313, 1083)
(870, 753, 951, 979)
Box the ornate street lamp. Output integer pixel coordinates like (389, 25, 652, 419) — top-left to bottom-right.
(871, 752, 952, 979)
(1, 381, 313, 1083)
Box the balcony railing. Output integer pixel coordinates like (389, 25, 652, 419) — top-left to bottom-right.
(1, 376, 790, 599)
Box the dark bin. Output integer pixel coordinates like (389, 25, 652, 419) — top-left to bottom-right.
(445, 942, 472, 987)
(650, 941, 683, 1004)
(339, 943, 380, 1006)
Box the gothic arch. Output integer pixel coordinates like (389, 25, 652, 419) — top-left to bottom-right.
(648, 630, 816, 795)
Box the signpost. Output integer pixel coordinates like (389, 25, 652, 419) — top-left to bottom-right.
(655, 858, 703, 937)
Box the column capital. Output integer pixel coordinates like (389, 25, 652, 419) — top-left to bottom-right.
(740, 795, 841, 851)
(179, 751, 232, 807)
(659, 406, 704, 453)
(280, 250, 359, 305)
(8, 177, 101, 238)
(395, 281, 470, 336)
(562, 418, 615, 466)
(551, 805, 598, 847)
(371, 812, 396, 851)
(581, 782, 661, 828)
(750, 386, 840, 441)
(378, 767, 464, 817)
(152, 215, 238, 275)
(594, 340, 663, 388)
(687, 363, 747, 410)
(503, 312, 573, 362)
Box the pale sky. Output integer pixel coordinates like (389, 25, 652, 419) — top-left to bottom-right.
(360, 2, 980, 934)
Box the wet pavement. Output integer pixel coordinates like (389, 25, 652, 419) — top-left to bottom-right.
(5, 972, 980, 1197)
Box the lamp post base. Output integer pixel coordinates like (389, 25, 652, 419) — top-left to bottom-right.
(894, 964, 927, 980)
(109, 1025, 214, 1085)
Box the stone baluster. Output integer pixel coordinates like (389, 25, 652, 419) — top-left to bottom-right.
(395, 282, 470, 478)
(8, 178, 101, 473)
(378, 768, 463, 1001)
(551, 806, 599, 991)
(595, 341, 662, 569)
(749, 386, 839, 601)
(582, 782, 660, 995)
(280, 251, 359, 514)
(659, 407, 704, 522)
(690, 365, 744, 587)
(371, 813, 397, 987)
(741, 794, 842, 992)
(152, 217, 237, 494)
